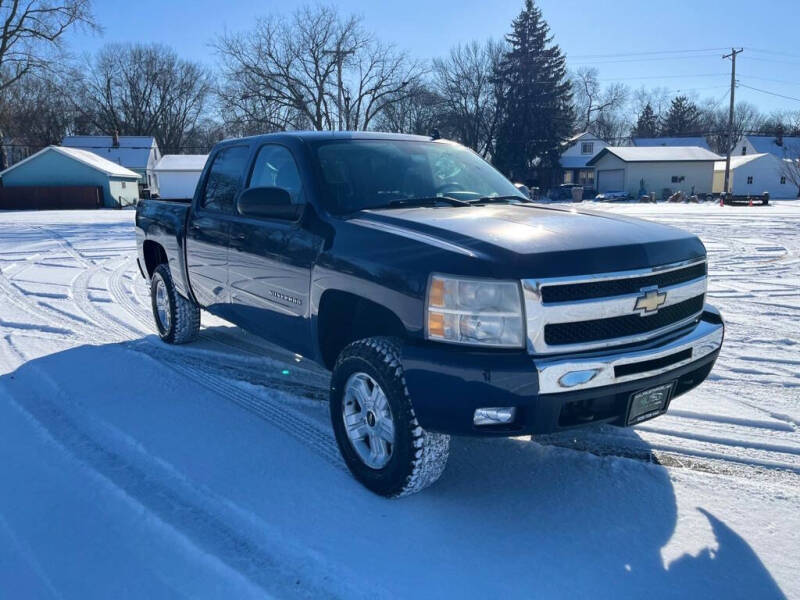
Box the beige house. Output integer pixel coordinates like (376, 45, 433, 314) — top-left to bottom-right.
(587, 146, 720, 197)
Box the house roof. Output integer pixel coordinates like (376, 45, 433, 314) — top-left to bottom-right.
(61, 135, 158, 170)
(713, 153, 771, 171)
(560, 156, 595, 169)
(632, 137, 711, 150)
(0, 146, 141, 179)
(745, 135, 800, 157)
(566, 132, 598, 143)
(588, 146, 721, 165)
(154, 154, 208, 172)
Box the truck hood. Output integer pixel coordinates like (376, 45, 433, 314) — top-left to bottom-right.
(354, 203, 705, 277)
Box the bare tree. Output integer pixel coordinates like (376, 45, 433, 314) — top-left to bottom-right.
(214, 4, 423, 133)
(79, 43, 213, 152)
(0, 0, 95, 91)
(0, 0, 96, 167)
(373, 82, 442, 135)
(432, 40, 503, 156)
(342, 38, 425, 131)
(571, 67, 628, 138)
(703, 101, 764, 154)
(780, 149, 800, 198)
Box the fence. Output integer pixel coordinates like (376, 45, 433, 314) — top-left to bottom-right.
(0, 186, 103, 210)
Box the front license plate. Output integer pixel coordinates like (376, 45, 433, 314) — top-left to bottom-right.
(627, 382, 675, 425)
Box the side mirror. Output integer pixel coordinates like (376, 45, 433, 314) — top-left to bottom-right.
(236, 187, 302, 220)
(514, 182, 531, 199)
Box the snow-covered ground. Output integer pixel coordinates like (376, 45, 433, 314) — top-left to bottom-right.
(0, 203, 798, 599)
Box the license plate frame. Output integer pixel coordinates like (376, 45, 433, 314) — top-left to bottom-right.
(627, 381, 675, 426)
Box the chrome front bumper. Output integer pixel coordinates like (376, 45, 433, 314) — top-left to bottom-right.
(534, 312, 724, 394)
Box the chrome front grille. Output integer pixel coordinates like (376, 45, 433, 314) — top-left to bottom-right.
(522, 258, 708, 355)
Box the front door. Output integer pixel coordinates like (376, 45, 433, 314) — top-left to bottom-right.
(227, 143, 322, 357)
(185, 145, 251, 310)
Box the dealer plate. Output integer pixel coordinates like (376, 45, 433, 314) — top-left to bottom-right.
(627, 382, 675, 426)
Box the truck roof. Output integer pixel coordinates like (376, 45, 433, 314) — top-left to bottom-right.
(215, 131, 434, 147)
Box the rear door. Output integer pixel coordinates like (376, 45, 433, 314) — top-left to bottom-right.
(186, 145, 251, 310)
(226, 143, 321, 356)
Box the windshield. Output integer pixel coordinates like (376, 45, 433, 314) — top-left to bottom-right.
(313, 139, 525, 213)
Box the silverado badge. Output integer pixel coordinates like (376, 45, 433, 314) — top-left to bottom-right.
(635, 288, 667, 314)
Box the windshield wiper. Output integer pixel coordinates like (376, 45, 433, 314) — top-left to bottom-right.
(469, 195, 531, 204)
(386, 196, 472, 208)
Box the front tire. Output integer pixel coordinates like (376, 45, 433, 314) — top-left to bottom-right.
(150, 264, 200, 344)
(330, 337, 450, 497)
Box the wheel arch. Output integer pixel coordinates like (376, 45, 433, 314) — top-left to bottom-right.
(316, 289, 409, 370)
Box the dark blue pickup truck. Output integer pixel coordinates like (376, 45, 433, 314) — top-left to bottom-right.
(136, 132, 724, 497)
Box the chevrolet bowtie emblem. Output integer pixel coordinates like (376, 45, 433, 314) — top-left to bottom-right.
(635, 288, 667, 314)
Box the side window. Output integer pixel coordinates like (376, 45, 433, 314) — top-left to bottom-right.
(249, 144, 304, 204)
(201, 145, 250, 213)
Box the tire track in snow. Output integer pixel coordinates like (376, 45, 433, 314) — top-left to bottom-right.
(1, 365, 352, 600)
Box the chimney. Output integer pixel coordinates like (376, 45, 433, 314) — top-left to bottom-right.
(112, 130, 120, 148)
(776, 126, 784, 147)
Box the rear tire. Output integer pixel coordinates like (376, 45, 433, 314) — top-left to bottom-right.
(150, 264, 200, 344)
(330, 337, 450, 498)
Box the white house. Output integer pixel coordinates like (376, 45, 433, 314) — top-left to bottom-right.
(713, 153, 796, 198)
(62, 135, 161, 195)
(559, 132, 607, 188)
(733, 134, 800, 159)
(152, 154, 208, 200)
(632, 136, 712, 151)
(587, 146, 720, 197)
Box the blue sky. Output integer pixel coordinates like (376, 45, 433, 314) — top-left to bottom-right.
(66, 0, 800, 114)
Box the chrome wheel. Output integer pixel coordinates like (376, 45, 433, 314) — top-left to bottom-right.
(154, 276, 171, 333)
(342, 372, 395, 469)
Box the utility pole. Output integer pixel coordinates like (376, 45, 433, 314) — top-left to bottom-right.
(323, 45, 354, 131)
(722, 48, 743, 196)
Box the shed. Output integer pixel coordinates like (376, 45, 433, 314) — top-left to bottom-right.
(0, 146, 141, 208)
(152, 154, 208, 200)
(713, 153, 797, 198)
(62, 135, 160, 194)
(587, 146, 720, 197)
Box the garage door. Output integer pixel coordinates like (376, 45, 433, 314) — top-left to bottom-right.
(597, 169, 625, 193)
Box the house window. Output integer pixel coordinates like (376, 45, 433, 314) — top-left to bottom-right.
(671, 176, 685, 183)
(578, 169, 595, 186)
(741, 147, 747, 155)
(580, 142, 594, 155)
(781, 176, 787, 185)
(563, 170, 574, 184)
(121, 181, 126, 189)
(747, 176, 754, 185)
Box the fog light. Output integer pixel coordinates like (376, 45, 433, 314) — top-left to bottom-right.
(558, 369, 601, 388)
(474, 407, 517, 426)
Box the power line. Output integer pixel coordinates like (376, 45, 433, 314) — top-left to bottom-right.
(597, 72, 728, 82)
(572, 53, 723, 66)
(568, 47, 730, 59)
(738, 83, 800, 103)
(744, 56, 800, 66)
(746, 47, 800, 60)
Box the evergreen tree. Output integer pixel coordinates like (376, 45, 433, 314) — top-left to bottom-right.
(660, 96, 701, 137)
(493, 0, 573, 184)
(633, 103, 658, 137)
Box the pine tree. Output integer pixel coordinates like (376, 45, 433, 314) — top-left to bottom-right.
(493, 0, 573, 184)
(633, 103, 658, 138)
(660, 96, 701, 137)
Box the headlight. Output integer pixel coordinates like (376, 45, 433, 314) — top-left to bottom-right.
(425, 274, 525, 348)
